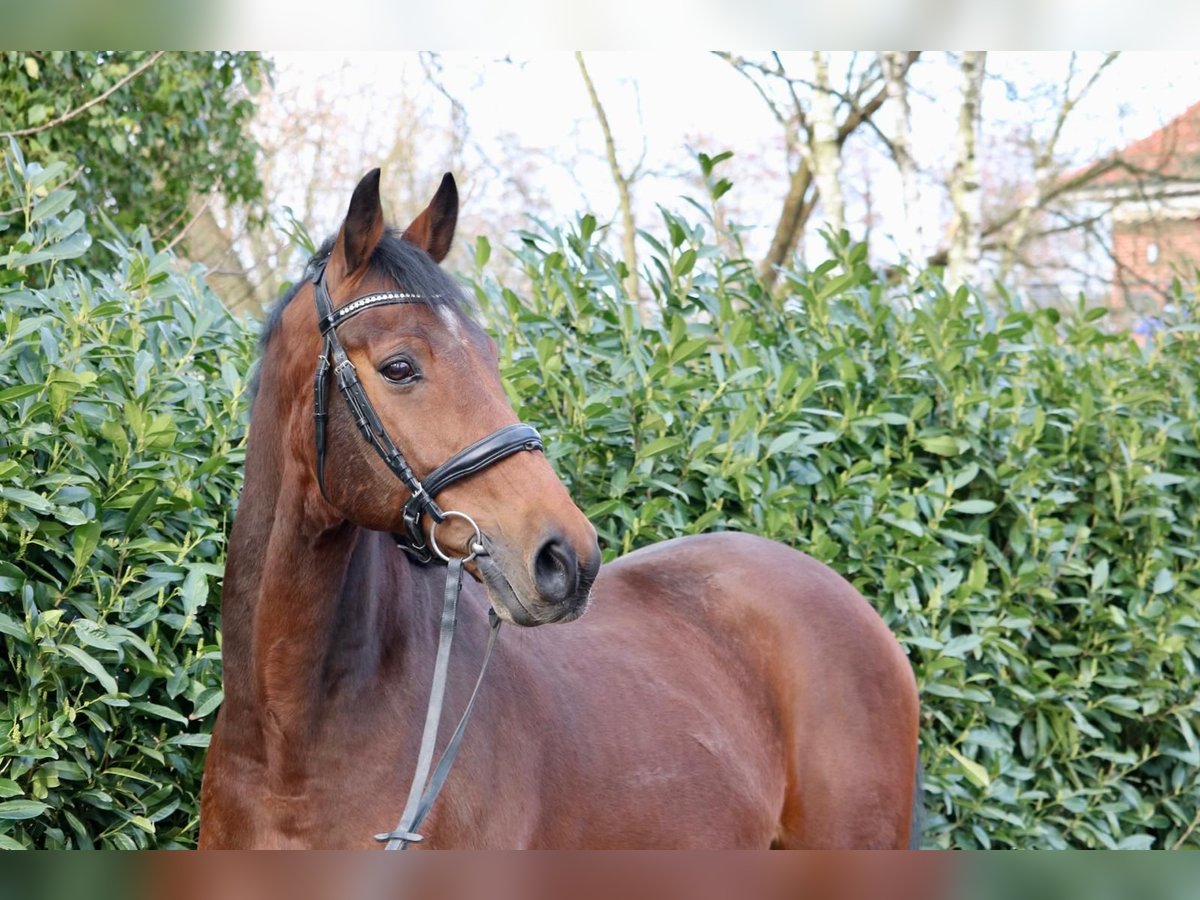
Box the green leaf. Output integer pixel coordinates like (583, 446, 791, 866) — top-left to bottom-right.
(918, 436, 962, 457)
(166, 734, 211, 749)
(580, 213, 596, 241)
(0, 799, 49, 820)
(53, 504, 90, 526)
(584, 498, 622, 519)
(0, 609, 29, 643)
(15, 231, 91, 264)
(638, 436, 685, 460)
(180, 567, 209, 616)
(72, 519, 103, 571)
(766, 432, 800, 457)
(0, 487, 54, 514)
(131, 702, 188, 725)
(0, 778, 23, 799)
(674, 249, 696, 277)
(124, 486, 159, 534)
(801, 430, 839, 446)
(0, 561, 25, 593)
(952, 463, 981, 490)
(0, 383, 42, 402)
(30, 188, 76, 225)
(881, 514, 923, 538)
(191, 687, 224, 719)
(1115, 834, 1155, 850)
(474, 235, 490, 268)
(1143, 472, 1186, 488)
(947, 748, 990, 790)
(59, 645, 119, 695)
(1152, 569, 1175, 595)
(73, 619, 122, 652)
(103, 767, 158, 785)
(942, 634, 983, 658)
(129, 815, 156, 834)
(28, 160, 68, 190)
(950, 500, 996, 515)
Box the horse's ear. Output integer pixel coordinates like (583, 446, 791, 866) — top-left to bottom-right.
(401, 173, 458, 263)
(332, 168, 385, 279)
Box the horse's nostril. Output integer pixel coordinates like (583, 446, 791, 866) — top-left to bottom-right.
(532, 536, 578, 605)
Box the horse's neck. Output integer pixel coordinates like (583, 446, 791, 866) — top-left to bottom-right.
(218, 386, 429, 765)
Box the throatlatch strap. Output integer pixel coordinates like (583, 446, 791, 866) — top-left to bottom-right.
(375, 558, 502, 850)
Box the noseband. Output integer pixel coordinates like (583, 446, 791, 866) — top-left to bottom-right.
(311, 264, 543, 849)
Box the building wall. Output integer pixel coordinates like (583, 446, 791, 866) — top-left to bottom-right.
(1111, 215, 1200, 312)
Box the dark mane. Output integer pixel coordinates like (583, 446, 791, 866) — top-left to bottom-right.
(251, 228, 470, 398)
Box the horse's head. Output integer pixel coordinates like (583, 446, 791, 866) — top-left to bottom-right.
(283, 169, 599, 625)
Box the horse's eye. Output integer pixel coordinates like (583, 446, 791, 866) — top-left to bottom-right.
(381, 358, 419, 384)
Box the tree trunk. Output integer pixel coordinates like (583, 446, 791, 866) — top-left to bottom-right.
(808, 52, 844, 235)
(183, 205, 265, 317)
(946, 51, 986, 292)
(882, 51, 923, 263)
(760, 165, 814, 288)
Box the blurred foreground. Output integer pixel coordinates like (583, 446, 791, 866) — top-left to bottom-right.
(5, 852, 1200, 900)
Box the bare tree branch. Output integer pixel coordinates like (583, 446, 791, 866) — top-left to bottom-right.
(419, 52, 470, 156)
(724, 50, 919, 289)
(575, 52, 644, 316)
(162, 177, 223, 252)
(925, 157, 1132, 268)
(714, 52, 790, 130)
(997, 51, 1120, 283)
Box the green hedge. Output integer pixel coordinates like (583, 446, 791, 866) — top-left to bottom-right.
(470, 171, 1199, 849)
(2, 146, 1197, 848)
(0, 147, 254, 848)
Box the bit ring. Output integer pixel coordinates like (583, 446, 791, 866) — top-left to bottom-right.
(429, 510, 485, 564)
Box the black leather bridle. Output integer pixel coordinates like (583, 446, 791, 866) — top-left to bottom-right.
(312, 264, 543, 565)
(311, 264, 543, 849)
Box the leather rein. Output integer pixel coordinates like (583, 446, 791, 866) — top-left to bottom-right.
(311, 265, 543, 849)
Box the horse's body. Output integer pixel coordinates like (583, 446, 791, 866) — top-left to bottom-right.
(199, 171, 920, 849)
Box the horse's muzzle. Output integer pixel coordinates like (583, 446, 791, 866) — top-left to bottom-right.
(476, 535, 597, 626)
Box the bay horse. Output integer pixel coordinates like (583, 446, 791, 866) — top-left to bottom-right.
(198, 169, 921, 849)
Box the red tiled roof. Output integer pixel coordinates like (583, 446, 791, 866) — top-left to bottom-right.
(1087, 99, 1200, 187)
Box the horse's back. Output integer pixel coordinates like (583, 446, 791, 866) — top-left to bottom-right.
(596, 531, 913, 682)
(583, 531, 919, 848)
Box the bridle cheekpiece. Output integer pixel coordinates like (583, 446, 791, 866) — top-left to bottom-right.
(310, 263, 543, 563)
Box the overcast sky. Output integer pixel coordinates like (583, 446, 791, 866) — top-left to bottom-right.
(264, 51, 1200, 265)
